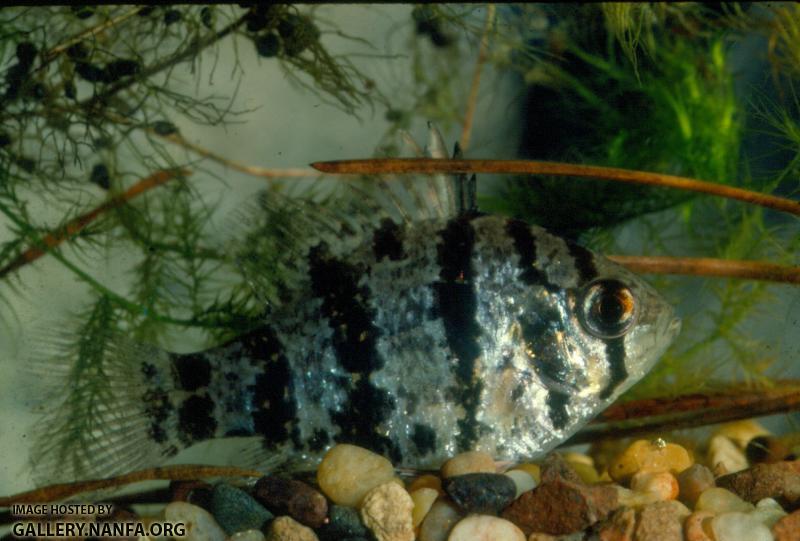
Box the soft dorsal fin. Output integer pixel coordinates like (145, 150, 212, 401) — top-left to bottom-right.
(223, 124, 463, 311)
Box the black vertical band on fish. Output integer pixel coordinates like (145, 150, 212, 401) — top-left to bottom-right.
(308, 243, 384, 374)
(600, 336, 628, 399)
(505, 219, 557, 290)
(566, 240, 598, 285)
(434, 216, 484, 451)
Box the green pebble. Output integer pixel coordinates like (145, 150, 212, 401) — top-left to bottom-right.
(210, 483, 273, 535)
(317, 505, 374, 541)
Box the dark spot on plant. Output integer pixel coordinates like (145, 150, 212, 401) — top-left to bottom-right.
(90, 163, 110, 190)
(200, 7, 214, 29)
(67, 43, 89, 61)
(105, 59, 141, 81)
(255, 33, 280, 58)
(152, 121, 178, 136)
(16, 42, 38, 67)
(277, 14, 319, 57)
(137, 6, 156, 17)
(64, 80, 76, 99)
(0, 132, 11, 147)
(75, 62, 108, 83)
(17, 157, 36, 173)
(71, 6, 95, 20)
(163, 9, 182, 26)
(385, 109, 404, 123)
(28, 83, 47, 101)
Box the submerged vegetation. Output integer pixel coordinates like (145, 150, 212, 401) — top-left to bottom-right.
(0, 3, 798, 492)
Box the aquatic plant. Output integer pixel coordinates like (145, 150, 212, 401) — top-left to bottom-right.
(0, 3, 798, 501)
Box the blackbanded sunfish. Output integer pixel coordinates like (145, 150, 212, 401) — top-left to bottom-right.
(31, 125, 680, 481)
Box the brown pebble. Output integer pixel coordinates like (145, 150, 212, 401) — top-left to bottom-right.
(596, 507, 635, 541)
(716, 460, 800, 510)
(633, 501, 689, 541)
(677, 464, 716, 508)
(501, 472, 617, 535)
(772, 508, 800, 541)
(254, 476, 328, 529)
(746, 436, 791, 465)
(539, 453, 583, 485)
(170, 480, 213, 509)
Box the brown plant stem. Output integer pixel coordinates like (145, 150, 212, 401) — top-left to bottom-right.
(310, 158, 800, 217)
(41, 6, 143, 63)
(0, 168, 188, 280)
(460, 4, 495, 151)
(566, 381, 800, 445)
(0, 465, 262, 505)
(608, 255, 800, 285)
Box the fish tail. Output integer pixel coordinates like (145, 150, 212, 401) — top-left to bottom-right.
(29, 335, 189, 484)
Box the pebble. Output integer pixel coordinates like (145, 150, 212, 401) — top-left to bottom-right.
(228, 530, 266, 541)
(630, 471, 679, 502)
(694, 487, 754, 514)
(418, 500, 462, 541)
(265, 516, 319, 541)
(171, 481, 214, 508)
(360, 481, 414, 541)
(447, 515, 525, 541)
(716, 460, 800, 509)
(710, 511, 773, 541)
(676, 464, 716, 508)
(505, 469, 538, 499)
(440, 451, 496, 478)
(633, 501, 690, 541)
(501, 472, 618, 535)
(539, 454, 583, 485)
(708, 435, 749, 476)
(751, 498, 787, 529)
(772, 509, 800, 541)
(408, 474, 443, 495)
(515, 463, 541, 484)
(746, 436, 790, 465)
(410, 487, 439, 528)
(595, 507, 635, 541)
(564, 453, 600, 484)
(316, 505, 370, 541)
(254, 475, 328, 528)
(714, 420, 771, 449)
(443, 473, 516, 514)
(210, 484, 274, 535)
(317, 444, 395, 507)
(683, 511, 715, 541)
(164, 501, 226, 541)
(609, 440, 693, 485)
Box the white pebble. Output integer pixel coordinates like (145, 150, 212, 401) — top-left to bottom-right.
(419, 500, 462, 541)
(441, 451, 496, 478)
(164, 502, 226, 541)
(504, 469, 537, 499)
(695, 487, 754, 514)
(265, 517, 318, 541)
(708, 435, 748, 475)
(447, 515, 525, 541)
(751, 497, 787, 528)
(227, 530, 265, 541)
(317, 443, 395, 507)
(360, 482, 414, 541)
(711, 511, 773, 541)
(410, 487, 439, 528)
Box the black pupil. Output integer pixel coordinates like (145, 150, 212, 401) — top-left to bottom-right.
(597, 291, 624, 324)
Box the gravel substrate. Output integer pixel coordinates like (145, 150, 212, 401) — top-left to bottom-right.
(107, 420, 800, 540)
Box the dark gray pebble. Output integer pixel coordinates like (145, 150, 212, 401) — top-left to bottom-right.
(443, 472, 517, 514)
(254, 475, 328, 528)
(209, 483, 273, 535)
(317, 505, 375, 541)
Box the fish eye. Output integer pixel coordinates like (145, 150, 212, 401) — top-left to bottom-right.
(578, 279, 637, 339)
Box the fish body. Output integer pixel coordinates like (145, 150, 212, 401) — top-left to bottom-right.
(33, 128, 680, 480)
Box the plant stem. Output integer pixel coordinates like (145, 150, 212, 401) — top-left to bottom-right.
(310, 158, 800, 217)
(609, 255, 800, 284)
(0, 465, 262, 505)
(460, 4, 495, 151)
